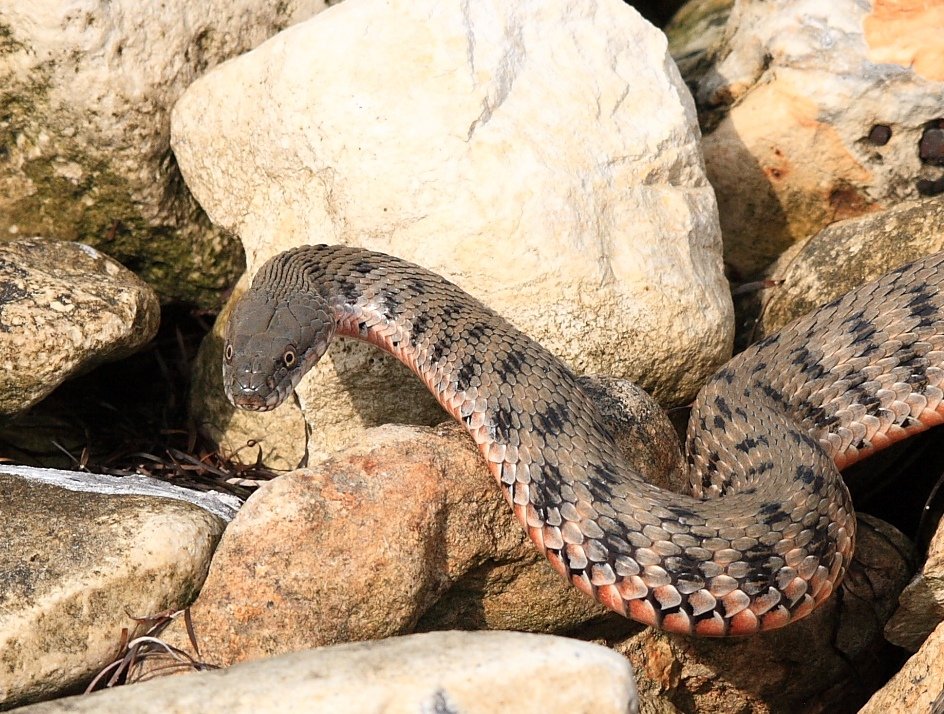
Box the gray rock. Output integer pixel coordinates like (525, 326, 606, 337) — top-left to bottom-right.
(0, 1, 329, 306)
(0, 467, 231, 709)
(14, 631, 639, 714)
(750, 197, 944, 341)
(885, 513, 944, 652)
(0, 465, 241, 521)
(860, 619, 944, 713)
(0, 238, 159, 415)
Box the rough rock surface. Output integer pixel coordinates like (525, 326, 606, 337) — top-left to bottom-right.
(0, 0, 328, 305)
(749, 198, 944, 341)
(173, 0, 733, 463)
(0, 467, 233, 710)
(156, 424, 608, 666)
(15, 631, 640, 714)
(692, 0, 944, 278)
(885, 514, 944, 652)
(860, 619, 944, 714)
(0, 238, 159, 415)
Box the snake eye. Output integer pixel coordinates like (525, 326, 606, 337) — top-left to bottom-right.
(224, 342, 234, 362)
(283, 348, 297, 368)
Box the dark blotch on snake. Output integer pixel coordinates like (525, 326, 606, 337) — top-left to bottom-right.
(735, 435, 769, 453)
(489, 405, 515, 443)
(535, 401, 570, 434)
(454, 360, 479, 391)
(496, 350, 526, 377)
(410, 313, 431, 342)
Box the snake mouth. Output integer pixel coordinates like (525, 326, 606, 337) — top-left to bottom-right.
(223, 360, 296, 412)
(231, 397, 278, 412)
(226, 384, 285, 412)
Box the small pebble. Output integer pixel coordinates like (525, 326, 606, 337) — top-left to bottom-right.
(916, 177, 944, 197)
(918, 126, 944, 166)
(867, 124, 892, 146)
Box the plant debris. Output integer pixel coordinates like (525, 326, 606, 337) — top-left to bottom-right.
(85, 608, 216, 691)
(0, 305, 283, 500)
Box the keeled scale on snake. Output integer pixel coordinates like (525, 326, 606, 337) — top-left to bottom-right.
(222, 244, 944, 637)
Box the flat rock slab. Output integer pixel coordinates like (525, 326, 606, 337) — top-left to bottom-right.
(15, 631, 639, 714)
(0, 238, 159, 415)
(0, 467, 236, 709)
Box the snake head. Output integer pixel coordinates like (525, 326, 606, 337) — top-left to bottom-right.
(222, 287, 335, 411)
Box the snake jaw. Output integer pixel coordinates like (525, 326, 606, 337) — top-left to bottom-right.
(223, 340, 328, 412)
(222, 359, 284, 411)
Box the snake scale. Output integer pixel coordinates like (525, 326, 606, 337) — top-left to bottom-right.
(223, 244, 944, 636)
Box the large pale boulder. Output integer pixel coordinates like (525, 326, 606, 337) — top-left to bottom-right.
(0, 0, 328, 305)
(15, 631, 639, 714)
(0, 466, 237, 709)
(0, 238, 159, 415)
(692, 0, 944, 278)
(173, 0, 733, 463)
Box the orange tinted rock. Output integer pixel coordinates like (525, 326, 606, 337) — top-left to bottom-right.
(864, 0, 944, 82)
(687, 0, 944, 278)
(163, 424, 604, 665)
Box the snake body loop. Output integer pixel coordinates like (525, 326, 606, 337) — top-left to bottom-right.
(223, 245, 944, 636)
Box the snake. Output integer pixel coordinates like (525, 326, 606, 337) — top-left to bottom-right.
(222, 244, 944, 637)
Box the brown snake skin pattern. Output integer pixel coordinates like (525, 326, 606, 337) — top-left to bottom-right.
(223, 244, 944, 636)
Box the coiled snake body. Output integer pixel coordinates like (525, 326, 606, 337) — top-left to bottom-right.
(223, 244, 944, 636)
